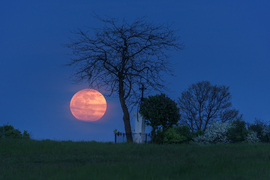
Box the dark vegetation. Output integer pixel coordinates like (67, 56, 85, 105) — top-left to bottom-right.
(139, 93, 180, 143)
(247, 118, 270, 142)
(161, 118, 270, 144)
(2, 120, 269, 179)
(0, 124, 30, 139)
(227, 119, 249, 143)
(1, 139, 270, 179)
(163, 125, 203, 144)
(178, 81, 241, 132)
(136, 81, 270, 144)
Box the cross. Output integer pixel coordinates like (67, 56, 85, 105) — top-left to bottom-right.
(139, 83, 146, 102)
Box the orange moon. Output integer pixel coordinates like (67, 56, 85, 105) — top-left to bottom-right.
(70, 89, 107, 122)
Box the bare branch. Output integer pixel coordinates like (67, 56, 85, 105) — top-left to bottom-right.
(64, 15, 184, 141)
(178, 81, 241, 132)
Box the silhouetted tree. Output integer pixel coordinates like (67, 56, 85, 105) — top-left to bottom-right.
(140, 93, 180, 143)
(178, 81, 241, 132)
(65, 15, 184, 142)
(227, 118, 249, 143)
(0, 124, 31, 139)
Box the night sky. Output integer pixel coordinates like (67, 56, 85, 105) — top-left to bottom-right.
(1, 1, 269, 142)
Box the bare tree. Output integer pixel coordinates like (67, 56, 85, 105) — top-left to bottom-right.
(178, 81, 241, 132)
(64, 15, 184, 142)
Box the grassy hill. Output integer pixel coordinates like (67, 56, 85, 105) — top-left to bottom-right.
(1, 139, 270, 179)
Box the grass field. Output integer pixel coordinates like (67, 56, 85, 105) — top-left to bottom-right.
(1, 139, 270, 180)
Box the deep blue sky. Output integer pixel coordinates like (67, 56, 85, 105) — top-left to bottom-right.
(1, 1, 269, 142)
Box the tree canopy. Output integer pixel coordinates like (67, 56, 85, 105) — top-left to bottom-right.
(140, 93, 180, 143)
(0, 124, 30, 139)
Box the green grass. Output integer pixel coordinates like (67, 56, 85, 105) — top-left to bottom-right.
(1, 139, 270, 180)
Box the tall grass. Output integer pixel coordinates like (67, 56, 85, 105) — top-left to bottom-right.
(1, 139, 270, 180)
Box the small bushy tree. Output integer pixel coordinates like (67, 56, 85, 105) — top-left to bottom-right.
(140, 93, 180, 143)
(227, 119, 249, 143)
(0, 124, 31, 139)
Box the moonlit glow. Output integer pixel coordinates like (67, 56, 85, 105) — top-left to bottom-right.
(70, 89, 107, 122)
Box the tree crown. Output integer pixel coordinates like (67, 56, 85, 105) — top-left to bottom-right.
(140, 93, 180, 131)
(178, 81, 241, 132)
(65, 16, 184, 108)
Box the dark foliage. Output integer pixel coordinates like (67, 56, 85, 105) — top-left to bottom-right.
(247, 118, 270, 142)
(227, 119, 249, 143)
(140, 93, 180, 143)
(163, 125, 204, 144)
(0, 124, 30, 139)
(164, 125, 195, 144)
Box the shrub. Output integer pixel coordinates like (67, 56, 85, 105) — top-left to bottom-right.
(248, 119, 265, 141)
(0, 124, 31, 139)
(164, 128, 187, 144)
(248, 119, 270, 142)
(262, 125, 270, 142)
(245, 131, 260, 143)
(191, 129, 204, 138)
(0, 126, 3, 138)
(22, 130, 31, 139)
(164, 125, 193, 144)
(175, 125, 195, 141)
(163, 125, 204, 144)
(227, 119, 249, 143)
(193, 122, 232, 144)
(150, 128, 164, 144)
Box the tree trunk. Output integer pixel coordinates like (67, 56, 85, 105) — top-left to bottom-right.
(151, 128, 157, 143)
(119, 79, 133, 142)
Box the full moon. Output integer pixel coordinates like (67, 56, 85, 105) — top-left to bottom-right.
(70, 89, 107, 122)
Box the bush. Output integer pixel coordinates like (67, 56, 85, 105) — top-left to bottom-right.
(0, 124, 31, 139)
(248, 119, 270, 142)
(164, 125, 193, 144)
(174, 126, 193, 141)
(22, 130, 31, 139)
(245, 131, 260, 143)
(262, 125, 270, 142)
(193, 122, 232, 144)
(163, 125, 205, 144)
(150, 128, 164, 144)
(191, 129, 204, 138)
(164, 128, 186, 144)
(227, 119, 249, 143)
